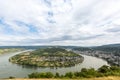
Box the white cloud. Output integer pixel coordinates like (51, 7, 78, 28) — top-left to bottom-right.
(0, 0, 120, 46)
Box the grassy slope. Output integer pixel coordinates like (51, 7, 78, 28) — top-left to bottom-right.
(5, 76, 120, 80)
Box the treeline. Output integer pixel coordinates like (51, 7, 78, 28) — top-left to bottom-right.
(31, 47, 80, 57)
(32, 47, 66, 55)
(28, 65, 120, 78)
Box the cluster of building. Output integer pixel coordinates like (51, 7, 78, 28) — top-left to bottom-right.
(74, 50, 120, 66)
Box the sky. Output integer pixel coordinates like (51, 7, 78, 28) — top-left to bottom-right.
(0, 0, 120, 46)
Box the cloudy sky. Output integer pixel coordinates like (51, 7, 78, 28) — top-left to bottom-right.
(0, 0, 120, 46)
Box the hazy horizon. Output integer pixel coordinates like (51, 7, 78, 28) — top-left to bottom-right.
(0, 0, 120, 46)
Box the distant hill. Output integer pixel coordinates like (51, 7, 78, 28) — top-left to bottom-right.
(72, 43, 120, 52)
(0, 43, 120, 50)
(0, 46, 78, 49)
(92, 44, 120, 52)
(101, 43, 120, 47)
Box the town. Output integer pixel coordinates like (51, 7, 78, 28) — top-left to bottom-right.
(74, 50, 120, 66)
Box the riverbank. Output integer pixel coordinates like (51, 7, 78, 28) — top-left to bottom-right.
(4, 76, 120, 80)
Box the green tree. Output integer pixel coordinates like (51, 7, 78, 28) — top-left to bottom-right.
(81, 68, 88, 72)
(28, 72, 40, 78)
(55, 72, 60, 78)
(65, 72, 74, 78)
(74, 72, 80, 77)
(45, 72, 54, 78)
(98, 65, 110, 73)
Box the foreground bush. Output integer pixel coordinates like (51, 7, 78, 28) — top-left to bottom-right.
(28, 72, 54, 78)
(28, 65, 120, 78)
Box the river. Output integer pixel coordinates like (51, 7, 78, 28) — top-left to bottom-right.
(0, 50, 109, 78)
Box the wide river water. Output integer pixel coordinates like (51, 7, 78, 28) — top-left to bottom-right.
(0, 50, 109, 78)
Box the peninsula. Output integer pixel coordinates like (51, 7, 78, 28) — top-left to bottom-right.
(9, 47, 84, 67)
